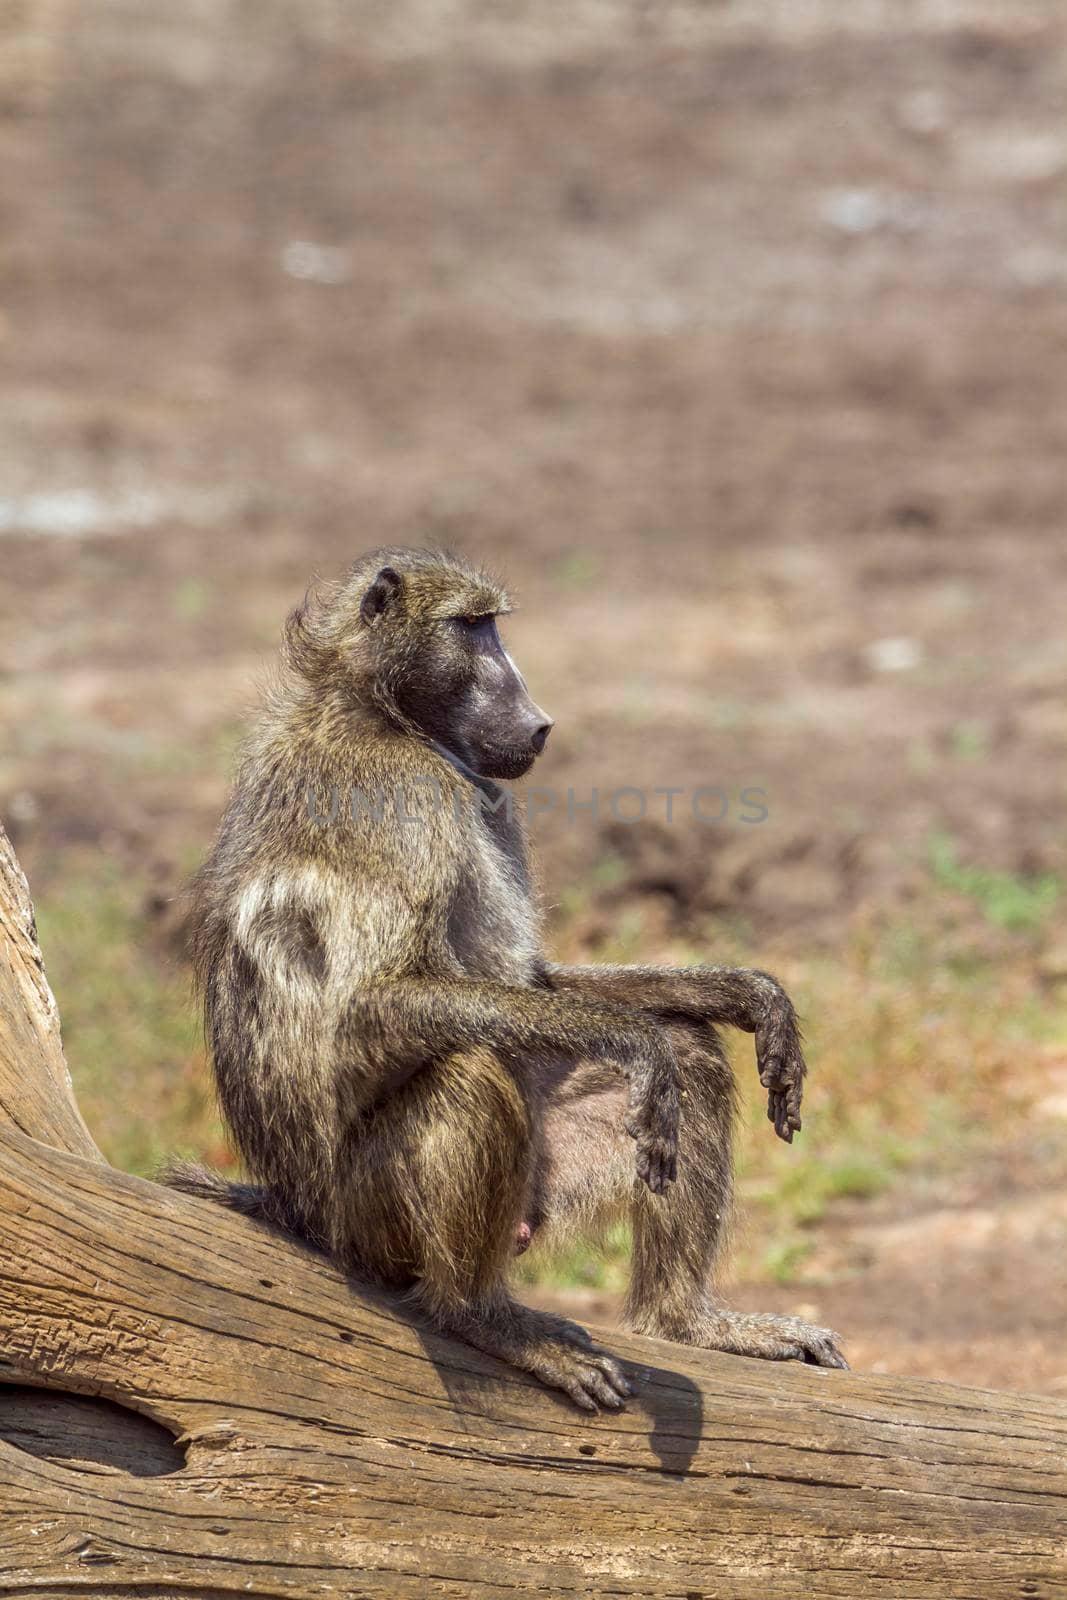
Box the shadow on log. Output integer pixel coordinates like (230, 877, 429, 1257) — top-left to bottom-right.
(1, 821, 1065, 1597)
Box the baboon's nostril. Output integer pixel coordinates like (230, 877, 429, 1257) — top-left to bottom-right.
(530, 720, 553, 754)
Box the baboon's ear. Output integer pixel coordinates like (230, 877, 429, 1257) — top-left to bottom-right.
(359, 566, 402, 626)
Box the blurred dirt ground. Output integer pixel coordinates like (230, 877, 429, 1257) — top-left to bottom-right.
(1, 0, 1065, 1393)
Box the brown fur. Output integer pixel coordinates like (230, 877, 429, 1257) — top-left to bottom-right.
(168, 547, 844, 1410)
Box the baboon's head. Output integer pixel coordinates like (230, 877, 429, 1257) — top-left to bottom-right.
(288, 548, 554, 780)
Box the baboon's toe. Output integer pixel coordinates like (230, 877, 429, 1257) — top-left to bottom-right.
(664, 1310, 849, 1371)
(767, 1317, 848, 1369)
(534, 1343, 633, 1411)
(802, 1331, 849, 1369)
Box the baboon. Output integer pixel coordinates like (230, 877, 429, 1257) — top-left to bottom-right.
(169, 547, 845, 1410)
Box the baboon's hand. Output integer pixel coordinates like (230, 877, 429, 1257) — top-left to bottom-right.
(624, 1042, 680, 1195)
(754, 984, 806, 1143)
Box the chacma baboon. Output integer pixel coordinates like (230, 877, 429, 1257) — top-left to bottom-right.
(168, 547, 845, 1410)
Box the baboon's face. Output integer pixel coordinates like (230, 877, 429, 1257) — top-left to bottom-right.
(358, 562, 554, 780)
(430, 612, 553, 779)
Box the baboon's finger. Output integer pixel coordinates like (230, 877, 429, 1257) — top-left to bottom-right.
(562, 1380, 599, 1413)
(582, 1366, 628, 1409)
(759, 1055, 787, 1090)
(772, 1094, 795, 1142)
(592, 1355, 634, 1399)
(640, 1138, 674, 1195)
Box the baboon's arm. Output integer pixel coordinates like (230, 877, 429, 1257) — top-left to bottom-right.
(541, 962, 785, 1029)
(341, 978, 679, 1192)
(540, 963, 805, 1142)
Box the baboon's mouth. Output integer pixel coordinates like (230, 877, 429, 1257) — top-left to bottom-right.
(478, 744, 540, 780)
(431, 736, 539, 783)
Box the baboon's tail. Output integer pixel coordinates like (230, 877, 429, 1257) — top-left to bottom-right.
(159, 1159, 309, 1238)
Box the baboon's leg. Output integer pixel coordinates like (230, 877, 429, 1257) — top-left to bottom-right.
(336, 1045, 632, 1411)
(626, 1022, 735, 1337)
(535, 1022, 847, 1369)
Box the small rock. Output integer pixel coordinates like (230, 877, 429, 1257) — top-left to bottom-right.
(819, 189, 926, 237)
(1010, 248, 1066, 290)
(896, 89, 948, 137)
(281, 240, 352, 285)
(819, 189, 884, 235)
(958, 132, 1067, 184)
(864, 637, 923, 673)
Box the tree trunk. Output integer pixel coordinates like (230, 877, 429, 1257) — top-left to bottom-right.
(0, 822, 1064, 1599)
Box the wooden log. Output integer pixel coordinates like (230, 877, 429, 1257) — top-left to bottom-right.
(0, 820, 1065, 1598)
(0, 827, 100, 1160)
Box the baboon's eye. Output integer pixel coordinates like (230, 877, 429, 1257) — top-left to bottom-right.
(448, 614, 499, 650)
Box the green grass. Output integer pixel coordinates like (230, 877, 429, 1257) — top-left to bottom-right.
(930, 833, 1059, 931)
(759, 1237, 815, 1285)
(515, 1222, 633, 1295)
(948, 720, 991, 762)
(172, 577, 209, 621)
(552, 552, 597, 590)
(33, 859, 228, 1175)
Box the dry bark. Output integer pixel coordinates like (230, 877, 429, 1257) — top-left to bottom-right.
(0, 820, 1065, 1598)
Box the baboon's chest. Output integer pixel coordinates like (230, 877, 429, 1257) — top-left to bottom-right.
(446, 822, 540, 985)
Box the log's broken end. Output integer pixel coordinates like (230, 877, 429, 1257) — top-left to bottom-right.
(0, 824, 102, 1161)
(1, 819, 1065, 1598)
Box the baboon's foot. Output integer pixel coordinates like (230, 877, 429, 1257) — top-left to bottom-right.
(646, 1309, 847, 1370)
(525, 1337, 634, 1411)
(453, 1301, 633, 1411)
